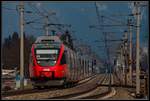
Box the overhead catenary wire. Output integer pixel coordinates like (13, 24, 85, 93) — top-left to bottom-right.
(2, 6, 17, 11)
(27, 3, 46, 17)
(27, 3, 71, 34)
(102, 15, 127, 25)
(2, 6, 33, 14)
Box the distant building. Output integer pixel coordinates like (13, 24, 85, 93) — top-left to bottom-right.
(2, 69, 16, 78)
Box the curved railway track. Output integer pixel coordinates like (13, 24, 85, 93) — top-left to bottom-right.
(47, 74, 110, 99)
(2, 88, 58, 97)
(2, 75, 96, 98)
(2, 74, 111, 100)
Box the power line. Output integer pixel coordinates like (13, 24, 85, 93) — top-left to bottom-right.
(26, 22, 43, 30)
(27, 3, 45, 17)
(27, 3, 62, 34)
(24, 16, 45, 24)
(2, 6, 17, 11)
(2, 6, 33, 14)
(103, 15, 127, 25)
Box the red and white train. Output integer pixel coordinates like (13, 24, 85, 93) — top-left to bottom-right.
(29, 35, 97, 88)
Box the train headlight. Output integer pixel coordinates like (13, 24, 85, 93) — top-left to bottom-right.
(36, 55, 40, 58)
(43, 68, 50, 71)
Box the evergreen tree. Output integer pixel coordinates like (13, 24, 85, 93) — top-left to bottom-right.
(2, 32, 35, 78)
(60, 30, 74, 50)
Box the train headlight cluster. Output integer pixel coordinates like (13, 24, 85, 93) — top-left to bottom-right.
(43, 68, 50, 71)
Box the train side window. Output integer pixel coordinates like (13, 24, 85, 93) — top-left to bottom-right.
(60, 51, 67, 65)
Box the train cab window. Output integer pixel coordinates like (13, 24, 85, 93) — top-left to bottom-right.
(60, 51, 67, 65)
(35, 49, 59, 66)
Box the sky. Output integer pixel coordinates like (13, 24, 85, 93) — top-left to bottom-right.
(2, 1, 149, 60)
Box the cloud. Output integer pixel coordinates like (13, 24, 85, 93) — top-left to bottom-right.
(96, 3, 107, 11)
(128, 2, 145, 21)
(36, 3, 42, 8)
(140, 8, 145, 20)
(130, 3, 136, 14)
(128, 2, 136, 18)
(80, 8, 85, 12)
(143, 47, 148, 54)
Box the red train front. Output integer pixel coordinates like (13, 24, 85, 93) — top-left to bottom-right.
(29, 35, 96, 88)
(29, 36, 68, 88)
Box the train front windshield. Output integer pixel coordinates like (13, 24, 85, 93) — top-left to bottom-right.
(35, 49, 59, 66)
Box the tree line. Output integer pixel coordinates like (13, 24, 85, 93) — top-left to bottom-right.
(2, 31, 74, 78)
(2, 32, 36, 78)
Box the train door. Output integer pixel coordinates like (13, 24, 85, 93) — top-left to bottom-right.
(81, 57, 84, 79)
(80, 57, 83, 79)
(76, 56, 80, 81)
(79, 57, 82, 80)
(83, 58, 86, 79)
(66, 49, 71, 81)
(92, 60, 94, 74)
(72, 52, 76, 81)
(86, 60, 88, 77)
(70, 52, 74, 81)
(64, 50, 70, 81)
(89, 60, 92, 76)
(73, 53, 77, 81)
(84, 60, 86, 78)
(74, 54, 79, 81)
(78, 57, 81, 80)
(87, 60, 89, 76)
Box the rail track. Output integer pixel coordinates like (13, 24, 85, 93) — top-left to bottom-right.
(2, 75, 96, 98)
(47, 74, 111, 99)
(2, 74, 111, 100)
(80, 74, 112, 99)
(2, 88, 58, 97)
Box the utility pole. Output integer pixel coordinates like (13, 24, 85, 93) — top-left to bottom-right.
(128, 18, 133, 86)
(124, 31, 128, 86)
(120, 45, 124, 85)
(19, 1, 24, 89)
(121, 42, 125, 85)
(135, 2, 141, 96)
(94, 2, 111, 90)
(45, 16, 49, 35)
(105, 32, 111, 90)
(121, 31, 127, 86)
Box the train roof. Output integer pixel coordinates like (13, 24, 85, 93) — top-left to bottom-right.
(35, 35, 62, 44)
